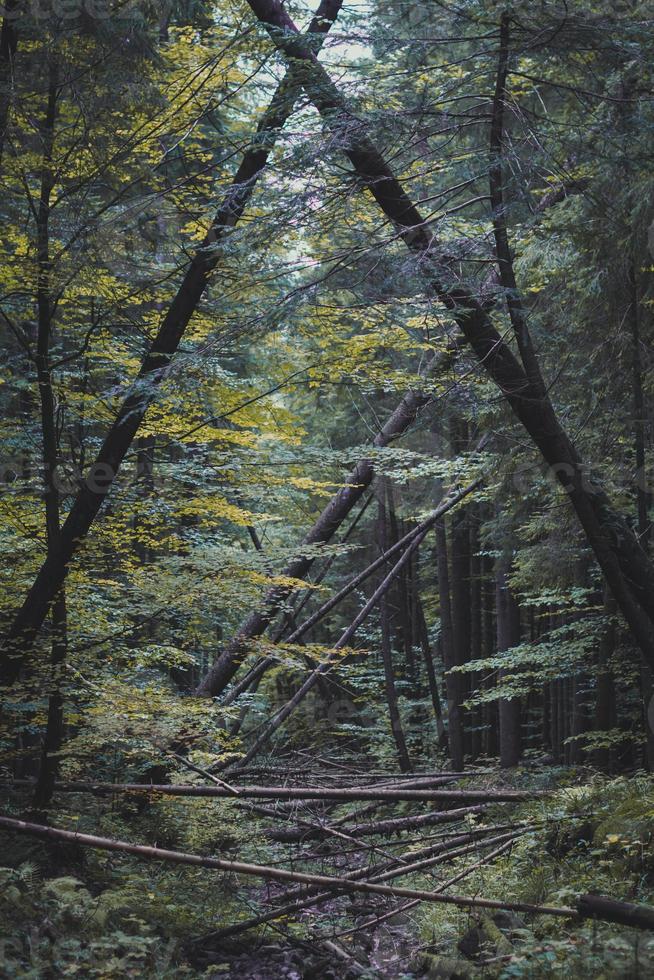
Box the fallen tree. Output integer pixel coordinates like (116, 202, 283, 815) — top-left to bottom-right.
(226, 476, 483, 766)
(4, 814, 654, 930)
(2, 780, 544, 803)
(0, 814, 573, 918)
(265, 803, 488, 843)
(222, 463, 484, 707)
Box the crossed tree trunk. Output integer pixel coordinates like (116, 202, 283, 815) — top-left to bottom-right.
(209, 0, 654, 692)
(3, 2, 654, 710)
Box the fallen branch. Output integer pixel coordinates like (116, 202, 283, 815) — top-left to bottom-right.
(222, 478, 482, 708)
(199, 825, 524, 942)
(3, 781, 544, 803)
(332, 834, 519, 941)
(228, 477, 484, 769)
(266, 804, 488, 843)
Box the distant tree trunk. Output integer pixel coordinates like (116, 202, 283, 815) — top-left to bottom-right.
(449, 417, 472, 759)
(404, 536, 419, 688)
(595, 588, 617, 772)
(435, 516, 464, 770)
(0, 0, 18, 169)
(416, 593, 447, 749)
(630, 263, 651, 549)
(134, 435, 156, 565)
(386, 492, 417, 688)
(495, 561, 521, 768)
(481, 553, 498, 757)
(468, 513, 482, 759)
(569, 560, 592, 765)
(549, 683, 560, 763)
(379, 495, 412, 772)
(569, 674, 590, 765)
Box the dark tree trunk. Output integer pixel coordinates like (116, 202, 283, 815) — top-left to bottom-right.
(378, 494, 412, 771)
(468, 512, 482, 758)
(481, 552, 497, 757)
(416, 593, 447, 749)
(32, 64, 66, 811)
(595, 589, 617, 772)
(449, 416, 472, 757)
(435, 517, 464, 770)
(0, 0, 18, 169)
(495, 562, 521, 768)
(629, 262, 654, 766)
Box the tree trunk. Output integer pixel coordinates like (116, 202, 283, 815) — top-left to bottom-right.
(435, 516, 464, 770)
(31, 64, 66, 811)
(495, 562, 521, 768)
(468, 511, 482, 758)
(629, 261, 654, 766)
(0, 0, 18, 169)
(416, 593, 447, 749)
(379, 494, 412, 772)
(595, 588, 617, 772)
(379, 497, 412, 772)
(481, 552, 498, 757)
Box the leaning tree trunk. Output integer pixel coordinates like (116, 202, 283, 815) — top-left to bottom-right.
(236, 0, 654, 676)
(0, 0, 345, 684)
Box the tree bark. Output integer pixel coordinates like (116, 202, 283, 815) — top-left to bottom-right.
(595, 588, 617, 771)
(416, 594, 447, 748)
(468, 512, 482, 758)
(629, 261, 654, 766)
(481, 551, 498, 757)
(450, 418, 471, 755)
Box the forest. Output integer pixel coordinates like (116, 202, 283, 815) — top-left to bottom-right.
(1, 0, 654, 976)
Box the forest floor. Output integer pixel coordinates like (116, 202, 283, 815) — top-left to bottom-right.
(2, 760, 654, 978)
